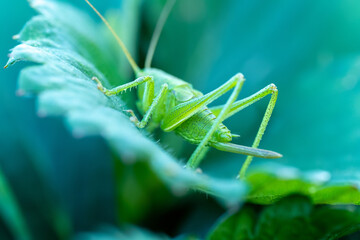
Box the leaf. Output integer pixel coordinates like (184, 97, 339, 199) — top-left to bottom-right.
(312, 206, 360, 240)
(207, 206, 256, 240)
(207, 195, 360, 240)
(245, 163, 360, 205)
(6, 0, 246, 204)
(254, 195, 316, 239)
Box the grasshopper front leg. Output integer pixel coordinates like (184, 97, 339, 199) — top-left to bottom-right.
(93, 76, 168, 128)
(126, 84, 168, 128)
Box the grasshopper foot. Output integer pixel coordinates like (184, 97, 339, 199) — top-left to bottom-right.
(92, 76, 108, 94)
(123, 110, 140, 126)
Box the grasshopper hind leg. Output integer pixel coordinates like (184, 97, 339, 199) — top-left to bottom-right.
(238, 84, 278, 179)
(209, 142, 282, 159)
(209, 84, 279, 179)
(185, 78, 280, 180)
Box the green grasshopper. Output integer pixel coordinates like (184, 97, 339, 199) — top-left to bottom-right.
(85, 0, 282, 178)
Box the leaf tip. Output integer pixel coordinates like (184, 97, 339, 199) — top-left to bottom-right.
(4, 57, 13, 69)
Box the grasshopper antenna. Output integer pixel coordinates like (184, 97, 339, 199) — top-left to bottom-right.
(84, 0, 140, 74)
(145, 0, 177, 69)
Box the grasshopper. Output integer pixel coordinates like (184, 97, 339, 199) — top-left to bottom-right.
(85, 0, 282, 178)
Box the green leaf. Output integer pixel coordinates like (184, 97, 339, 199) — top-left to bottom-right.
(254, 195, 316, 239)
(312, 206, 360, 240)
(207, 195, 360, 240)
(245, 164, 360, 205)
(207, 207, 256, 240)
(6, 0, 246, 204)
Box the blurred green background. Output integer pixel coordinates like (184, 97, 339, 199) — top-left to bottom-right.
(1, 0, 360, 239)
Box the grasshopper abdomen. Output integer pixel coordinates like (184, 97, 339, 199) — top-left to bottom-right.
(174, 107, 232, 144)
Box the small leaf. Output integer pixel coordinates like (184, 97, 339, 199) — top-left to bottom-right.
(245, 163, 360, 205)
